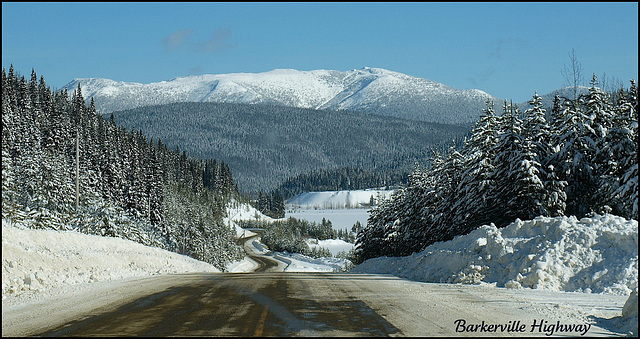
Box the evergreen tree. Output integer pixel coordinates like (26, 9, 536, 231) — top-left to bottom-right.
(450, 99, 500, 232)
(595, 80, 638, 218)
(550, 91, 597, 218)
(270, 192, 285, 218)
(523, 92, 566, 217)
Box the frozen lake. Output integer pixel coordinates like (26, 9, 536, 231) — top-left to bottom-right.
(286, 208, 371, 231)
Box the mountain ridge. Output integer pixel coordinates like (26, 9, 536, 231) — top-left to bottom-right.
(64, 67, 499, 125)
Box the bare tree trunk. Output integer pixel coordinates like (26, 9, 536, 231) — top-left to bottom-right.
(561, 48, 584, 102)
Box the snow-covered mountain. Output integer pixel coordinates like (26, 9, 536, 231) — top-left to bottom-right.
(63, 67, 498, 124)
(517, 85, 590, 110)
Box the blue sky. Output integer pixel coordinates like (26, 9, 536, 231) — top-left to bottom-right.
(2, 2, 638, 102)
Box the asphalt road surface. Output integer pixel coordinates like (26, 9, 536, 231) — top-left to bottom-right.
(36, 273, 403, 336)
(5, 236, 628, 337)
(38, 237, 398, 336)
(31, 272, 627, 337)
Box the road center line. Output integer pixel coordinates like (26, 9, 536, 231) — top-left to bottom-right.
(254, 305, 270, 336)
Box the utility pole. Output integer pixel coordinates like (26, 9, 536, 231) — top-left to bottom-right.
(76, 129, 79, 212)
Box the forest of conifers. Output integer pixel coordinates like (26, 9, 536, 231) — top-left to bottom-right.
(2, 66, 243, 270)
(355, 76, 637, 263)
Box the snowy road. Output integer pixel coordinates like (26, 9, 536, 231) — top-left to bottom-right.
(4, 272, 628, 337)
(2, 226, 633, 337)
(238, 234, 287, 273)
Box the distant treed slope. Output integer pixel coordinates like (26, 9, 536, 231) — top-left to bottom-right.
(110, 102, 470, 193)
(65, 67, 497, 125)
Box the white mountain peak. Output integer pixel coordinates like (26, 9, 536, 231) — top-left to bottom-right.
(65, 67, 497, 124)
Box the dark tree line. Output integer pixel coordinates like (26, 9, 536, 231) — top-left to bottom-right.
(254, 191, 285, 219)
(202, 159, 236, 194)
(2, 66, 243, 270)
(272, 166, 408, 201)
(355, 75, 638, 263)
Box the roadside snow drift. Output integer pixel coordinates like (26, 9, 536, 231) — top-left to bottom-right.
(352, 214, 638, 295)
(2, 219, 219, 299)
(274, 252, 351, 272)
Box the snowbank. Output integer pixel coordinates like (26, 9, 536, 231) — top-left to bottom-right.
(286, 189, 394, 209)
(352, 214, 638, 335)
(225, 257, 260, 273)
(352, 214, 637, 295)
(275, 252, 351, 272)
(621, 288, 638, 333)
(2, 219, 219, 300)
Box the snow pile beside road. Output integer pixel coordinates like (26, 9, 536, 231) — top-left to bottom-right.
(2, 219, 219, 300)
(275, 252, 351, 272)
(353, 214, 637, 295)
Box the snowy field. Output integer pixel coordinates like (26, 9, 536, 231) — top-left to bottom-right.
(286, 189, 394, 210)
(287, 208, 370, 231)
(285, 189, 394, 232)
(307, 238, 354, 256)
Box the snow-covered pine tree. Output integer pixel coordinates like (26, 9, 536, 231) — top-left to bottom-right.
(584, 74, 613, 140)
(595, 80, 638, 218)
(270, 191, 285, 218)
(1, 68, 20, 219)
(449, 99, 500, 234)
(490, 100, 548, 225)
(550, 89, 598, 218)
(203, 158, 217, 191)
(146, 140, 164, 226)
(522, 92, 566, 217)
(16, 74, 47, 219)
